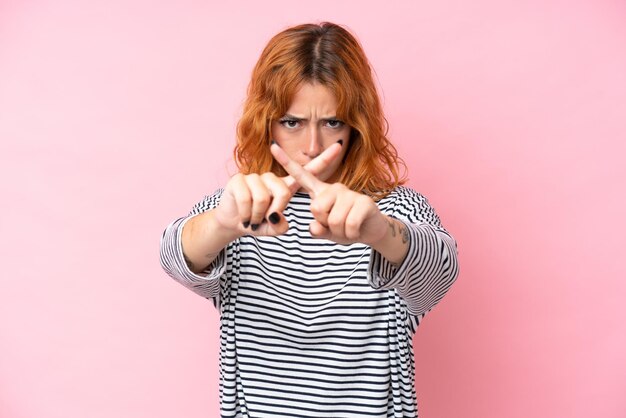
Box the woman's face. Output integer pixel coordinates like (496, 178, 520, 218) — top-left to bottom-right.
(271, 82, 352, 183)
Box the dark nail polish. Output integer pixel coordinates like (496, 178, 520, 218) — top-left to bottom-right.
(337, 139, 344, 146)
(271, 139, 277, 145)
(243, 221, 250, 228)
(251, 223, 259, 231)
(268, 212, 280, 224)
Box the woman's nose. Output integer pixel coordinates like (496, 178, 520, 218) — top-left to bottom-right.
(304, 127, 322, 158)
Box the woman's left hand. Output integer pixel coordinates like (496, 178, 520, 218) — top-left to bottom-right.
(270, 143, 388, 246)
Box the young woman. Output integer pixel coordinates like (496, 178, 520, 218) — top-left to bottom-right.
(160, 22, 459, 418)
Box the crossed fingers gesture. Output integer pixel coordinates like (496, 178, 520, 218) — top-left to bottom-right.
(269, 143, 388, 246)
(213, 141, 387, 247)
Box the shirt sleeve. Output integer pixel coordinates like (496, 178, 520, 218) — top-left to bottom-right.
(368, 187, 460, 318)
(159, 189, 227, 301)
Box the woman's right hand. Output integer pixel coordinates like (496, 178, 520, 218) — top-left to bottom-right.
(213, 171, 292, 236)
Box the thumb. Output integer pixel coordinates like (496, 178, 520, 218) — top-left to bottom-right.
(309, 221, 331, 239)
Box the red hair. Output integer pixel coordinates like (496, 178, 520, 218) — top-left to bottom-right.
(235, 22, 406, 199)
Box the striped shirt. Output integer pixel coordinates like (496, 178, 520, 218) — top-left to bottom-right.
(160, 186, 459, 417)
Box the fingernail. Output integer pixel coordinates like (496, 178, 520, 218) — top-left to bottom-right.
(250, 223, 259, 231)
(268, 212, 280, 224)
(271, 139, 278, 146)
(242, 221, 250, 228)
(337, 139, 343, 146)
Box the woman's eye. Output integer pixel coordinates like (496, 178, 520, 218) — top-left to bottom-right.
(280, 119, 300, 128)
(326, 119, 344, 128)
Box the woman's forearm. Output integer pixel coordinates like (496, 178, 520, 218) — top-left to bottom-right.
(181, 210, 240, 274)
(369, 216, 410, 267)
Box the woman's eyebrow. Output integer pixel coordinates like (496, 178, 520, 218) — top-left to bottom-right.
(281, 113, 304, 120)
(281, 113, 339, 120)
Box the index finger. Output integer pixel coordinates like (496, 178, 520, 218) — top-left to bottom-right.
(283, 141, 342, 193)
(270, 143, 325, 196)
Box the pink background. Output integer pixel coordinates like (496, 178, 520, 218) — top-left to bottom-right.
(1, 0, 625, 417)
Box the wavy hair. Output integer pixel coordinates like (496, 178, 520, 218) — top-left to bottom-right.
(235, 22, 406, 199)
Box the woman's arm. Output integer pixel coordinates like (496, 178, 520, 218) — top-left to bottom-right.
(368, 216, 410, 266)
(160, 143, 345, 297)
(270, 143, 459, 317)
(180, 209, 240, 274)
(159, 191, 227, 300)
(368, 188, 459, 317)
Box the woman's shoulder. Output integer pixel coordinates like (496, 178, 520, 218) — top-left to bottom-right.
(379, 185, 428, 205)
(380, 186, 444, 227)
(188, 188, 225, 216)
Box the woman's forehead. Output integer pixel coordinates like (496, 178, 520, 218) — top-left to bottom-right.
(287, 83, 337, 109)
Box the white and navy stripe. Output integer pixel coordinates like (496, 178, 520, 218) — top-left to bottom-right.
(160, 186, 459, 417)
